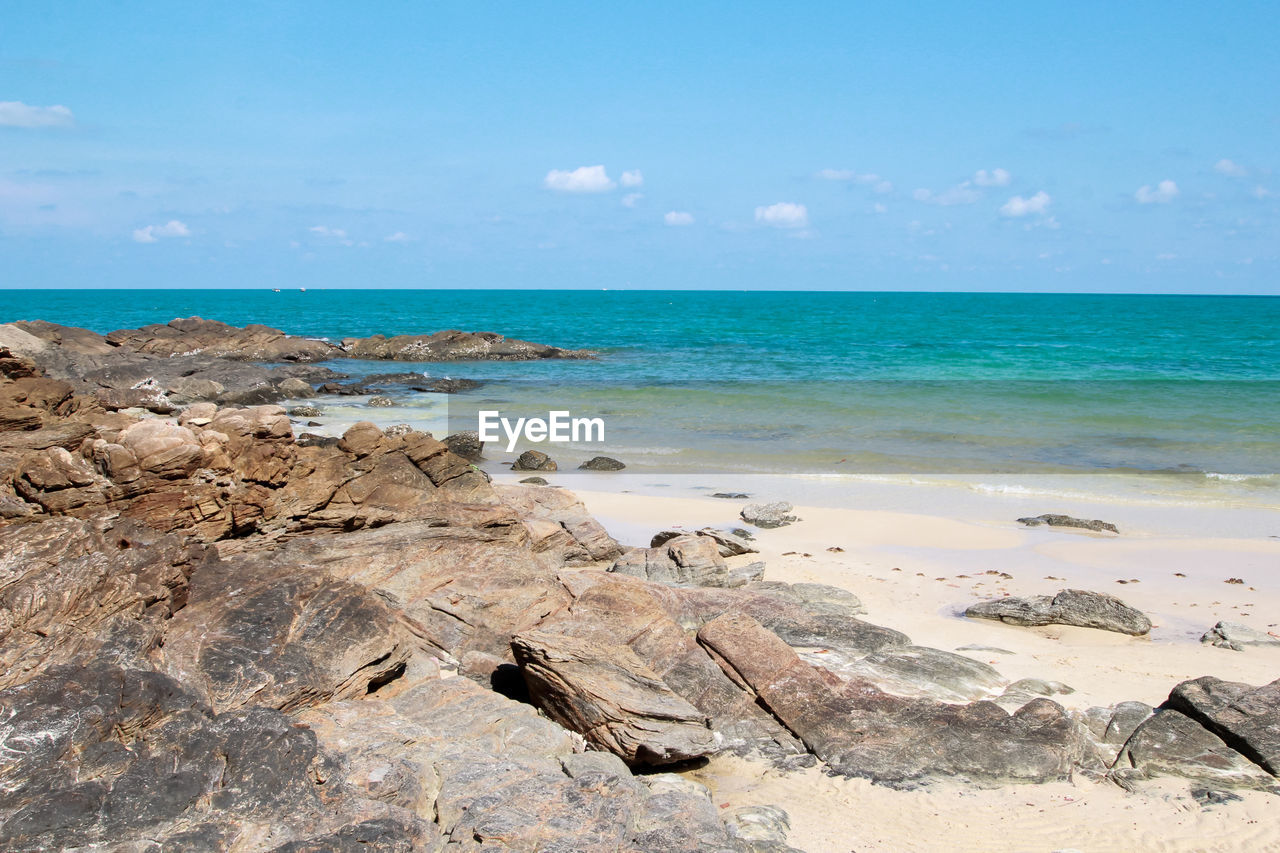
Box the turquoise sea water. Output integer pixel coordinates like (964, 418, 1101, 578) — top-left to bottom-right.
(4, 290, 1278, 506)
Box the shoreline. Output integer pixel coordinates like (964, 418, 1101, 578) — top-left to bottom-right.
(563, 483, 1280, 852)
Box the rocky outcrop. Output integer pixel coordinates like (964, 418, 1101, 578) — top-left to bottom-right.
(610, 532, 733, 587)
(340, 329, 594, 361)
(1112, 710, 1277, 790)
(651, 526, 759, 557)
(1165, 677, 1280, 775)
(966, 588, 1152, 636)
(495, 482, 623, 563)
(697, 612, 1085, 786)
(1018, 513, 1120, 534)
(1201, 621, 1280, 651)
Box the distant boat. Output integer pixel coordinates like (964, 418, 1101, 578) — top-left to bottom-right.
(300, 288, 307, 292)
(273, 288, 281, 292)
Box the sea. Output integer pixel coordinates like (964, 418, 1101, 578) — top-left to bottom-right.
(4, 290, 1278, 519)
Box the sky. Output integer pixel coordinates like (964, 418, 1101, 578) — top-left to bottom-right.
(2, 1, 1278, 292)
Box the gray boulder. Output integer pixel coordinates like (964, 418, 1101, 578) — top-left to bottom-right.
(697, 613, 1084, 786)
(1200, 621, 1280, 651)
(966, 589, 1152, 636)
(740, 501, 798, 529)
(1018, 513, 1119, 534)
(1165, 676, 1280, 775)
(1112, 710, 1276, 790)
(579, 455, 625, 470)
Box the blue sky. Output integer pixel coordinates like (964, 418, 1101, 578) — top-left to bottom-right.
(2, 2, 1277, 292)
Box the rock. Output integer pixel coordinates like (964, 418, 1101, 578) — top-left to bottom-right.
(337, 421, 388, 458)
(651, 527, 758, 557)
(156, 552, 430, 713)
(1111, 710, 1277, 790)
(712, 492, 750, 499)
(610, 533, 730, 587)
(442, 430, 483, 460)
(104, 316, 337, 361)
(512, 449, 557, 471)
(276, 377, 316, 398)
(723, 805, 800, 852)
(164, 376, 225, 404)
(367, 395, 395, 407)
(839, 645, 1008, 704)
(696, 612, 1083, 785)
(1200, 621, 1280, 651)
(495, 483, 623, 563)
(0, 662, 434, 851)
(290, 404, 322, 417)
(0, 517, 210, 687)
(339, 329, 595, 361)
(741, 501, 798, 529)
(579, 455, 625, 470)
(1165, 676, 1280, 775)
(1079, 701, 1153, 767)
(511, 628, 720, 766)
(411, 377, 482, 394)
(1018, 513, 1119, 534)
(965, 589, 1152, 636)
(383, 423, 414, 437)
(520, 476, 548, 485)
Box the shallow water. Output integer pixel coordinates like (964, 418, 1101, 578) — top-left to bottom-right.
(6, 289, 1278, 508)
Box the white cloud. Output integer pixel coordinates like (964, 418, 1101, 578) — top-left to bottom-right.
(973, 168, 1011, 187)
(0, 101, 75, 128)
(1135, 180, 1179, 204)
(664, 211, 694, 226)
(914, 183, 981, 206)
(1214, 159, 1248, 177)
(384, 231, 412, 243)
(132, 220, 190, 244)
(1254, 186, 1273, 200)
(621, 192, 643, 208)
(755, 202, 809, 228)
(1000, 191, 1051, 217)
(873, 203, 887, 214)
(818, 169, 892, 193)
(620, 170, 643, 187)
(309, 224, 354, 245)
(544, 165, 615, 193)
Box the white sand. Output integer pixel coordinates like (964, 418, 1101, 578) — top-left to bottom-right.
(563, 483, 1280, 853)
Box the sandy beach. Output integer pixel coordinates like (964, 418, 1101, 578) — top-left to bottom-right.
(565, 483, 1280, 853)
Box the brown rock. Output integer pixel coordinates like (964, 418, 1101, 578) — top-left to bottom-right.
(512, 628, 719, 766)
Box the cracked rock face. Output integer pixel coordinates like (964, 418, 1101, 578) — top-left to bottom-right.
(512, 628, 720, 766)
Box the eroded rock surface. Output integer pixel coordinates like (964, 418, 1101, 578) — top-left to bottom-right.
(966, 588, 1152, 636)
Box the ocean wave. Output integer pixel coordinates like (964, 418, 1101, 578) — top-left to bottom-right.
(1203, 472, 1280, 483)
